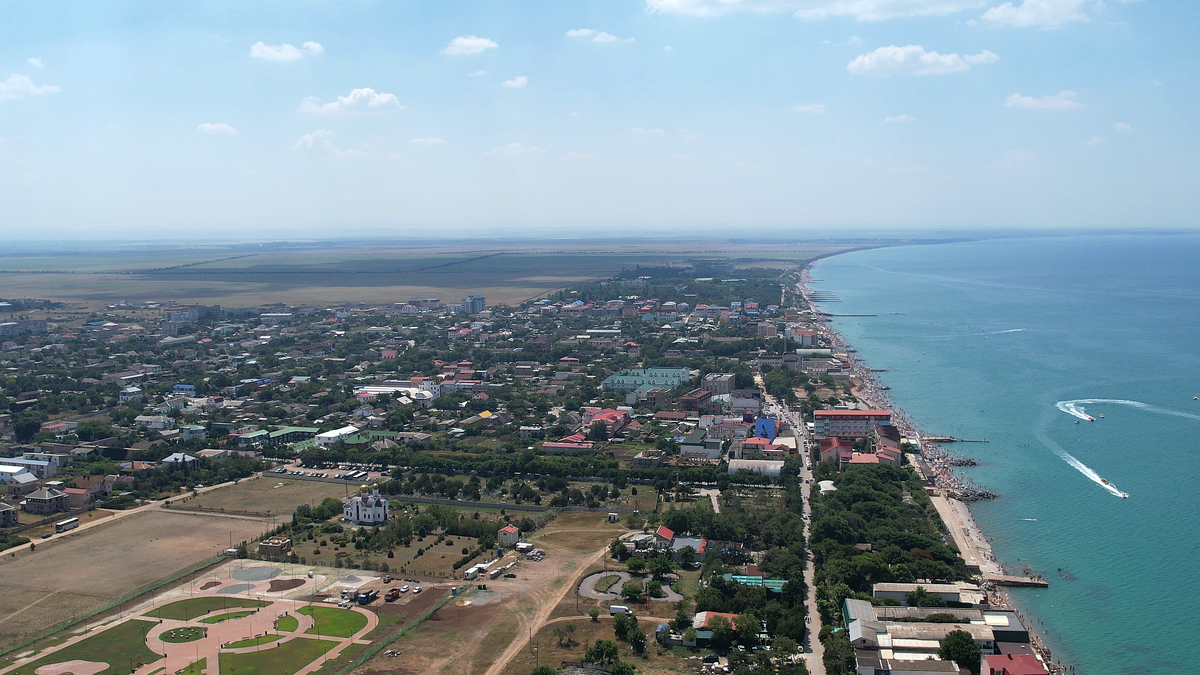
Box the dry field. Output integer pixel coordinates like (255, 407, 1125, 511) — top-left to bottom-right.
(0, 509, 270, 649)
(177, 476, 355, 517)
(1, 242, 845, 308)
(352, 511, 628, 675)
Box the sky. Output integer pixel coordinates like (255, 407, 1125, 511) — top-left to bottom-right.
(1, 0, 1197, 240)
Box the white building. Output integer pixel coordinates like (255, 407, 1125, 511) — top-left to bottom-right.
(315, 425, 360, 448)
(343, 485, 388, 525)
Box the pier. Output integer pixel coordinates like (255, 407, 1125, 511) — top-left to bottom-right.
(984, 574, 1050, 588)
(925, 436, 989, 443)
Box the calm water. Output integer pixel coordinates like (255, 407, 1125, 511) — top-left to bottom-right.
(811, 235, 1200, 675)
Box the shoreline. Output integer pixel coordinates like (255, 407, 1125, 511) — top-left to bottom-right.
(798, 258, 1066, 674)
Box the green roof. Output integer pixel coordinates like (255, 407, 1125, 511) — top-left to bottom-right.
(269, 426, 319, 438)
(240, 429, 269, 439)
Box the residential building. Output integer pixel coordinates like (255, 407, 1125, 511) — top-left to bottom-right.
(343, 485, 388, 525)
(134, 415, 174, 430)
(268, 426, 320, 447)
(872, 582, 985, 605)
(601, 368, 691, 393)
(814, 410, 893, 438)
(23, 486, 69, 515)
(819, 437, 854, 465)
(728, 459, 784, 476)
(498, 524, 520, 547)
(161, 453, 199, 471)
(700, 373, 736, 396)
(631, 449, 665, 469)
(726, 389, 763, 414)
(179, 425, 207, 441)
(315, 425, 360, 448)
(0, 457, 55, 479)
(680, 388, 712, 413)
(119, 386, 143, 402)
(461, 295, 487, 314)
(0, 502, 17, 527)
(985, 654, 1049, 675)
(582, 408, 631, 438)
(258, 537, 293, 555)
(680, 429, 724, 460)
(63, 487, 91, 508)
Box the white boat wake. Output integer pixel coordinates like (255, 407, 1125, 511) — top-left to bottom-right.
(1056, 398, 1200, 423)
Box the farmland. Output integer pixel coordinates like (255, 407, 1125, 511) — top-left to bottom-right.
(0, 240, 846, 308)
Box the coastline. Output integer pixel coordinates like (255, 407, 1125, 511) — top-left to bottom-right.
(797, 259, 1065, 673)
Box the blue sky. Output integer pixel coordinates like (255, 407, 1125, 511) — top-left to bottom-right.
(1, 0, 1196, 240)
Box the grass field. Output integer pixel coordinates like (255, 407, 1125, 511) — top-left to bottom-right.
(200, 611, 257, 624)
(160, 626, 206, 643)
(216, 636, 338, 675)
(226, 634, 283, 648)
(179, 477, 354, 517)
(10, 619, 162, 675)
(0, 509, 270, 650)
(179, 658, 206, 675)
(298, 606, 368, 638)
(146, 597, 270, 621)
(276, 614, 299, 632)
(1, 242, 843, 307)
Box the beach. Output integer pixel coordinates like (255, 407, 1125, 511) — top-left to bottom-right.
(798, 264, 1064, 673)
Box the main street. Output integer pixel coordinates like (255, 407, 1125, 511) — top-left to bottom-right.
(758, 377, 825, 675)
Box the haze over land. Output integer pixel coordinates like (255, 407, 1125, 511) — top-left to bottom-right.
(2, 1, 1197, 240)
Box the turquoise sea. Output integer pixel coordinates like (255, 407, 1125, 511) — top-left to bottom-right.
(810, 235, 1200, 675)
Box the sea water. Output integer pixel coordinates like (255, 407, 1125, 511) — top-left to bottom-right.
(810, 234, 1200, 675)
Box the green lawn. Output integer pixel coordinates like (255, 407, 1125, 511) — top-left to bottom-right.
(146, 597, 270, 620)
(218, 637, 337, 675)
(226, 634, 283, 649)
(179, 658, 206, 675)
(276, 614, 299, 632)
(161, 626, 206, 643)
(12, 619, 162, 675)
(594, 575, 621, 593)
(201, 611, 256, 624)
(298, 606, 368, 638)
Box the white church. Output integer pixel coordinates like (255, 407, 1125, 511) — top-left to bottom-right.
(343, 485, 389, 525)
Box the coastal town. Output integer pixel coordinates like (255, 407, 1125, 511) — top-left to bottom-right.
(0, 259, 1061, 675)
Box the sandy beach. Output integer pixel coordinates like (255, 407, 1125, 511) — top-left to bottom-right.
(797, 266, 1064, 673)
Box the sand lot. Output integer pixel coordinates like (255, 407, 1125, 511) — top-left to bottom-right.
(0, 510, 270, 649)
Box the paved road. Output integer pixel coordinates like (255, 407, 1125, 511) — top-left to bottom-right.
(759, 382, 825, 675)
(578, 571, 632, 600)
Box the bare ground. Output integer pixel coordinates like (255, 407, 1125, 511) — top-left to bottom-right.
(0, 510, 269, 649)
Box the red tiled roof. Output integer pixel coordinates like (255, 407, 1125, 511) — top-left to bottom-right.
(656, 525, 675, 541)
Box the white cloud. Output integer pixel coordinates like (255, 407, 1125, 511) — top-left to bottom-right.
(981, 0, 1088, 28)
(1085, 136, 1108, 146)
(1113, 122, 1132, 132)
(26, 57, 44, 68)
(567, 28, 635, 44)
(884, 114, 916, 123)
(848, 45, 998, 76)
(484, 142, 547, 157)
(196, 123, 238, 135)
(502, 76, 528, 88)
(1005, 90, 1081, 109)
(292, 129, 332, 150)
(442, 36, 498, 55)
(250, 41, 324, 62)
(410, 137, 447, 145)
(0, 74, 61, 101)
(468, 70, 488, 77)
(298, 88, 404, 114)
(644, 0, 985, 21)
(792, 104, 826, 114)
(663, 45, 674, 51)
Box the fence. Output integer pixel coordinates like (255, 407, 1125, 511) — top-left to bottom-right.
(0, 552, 228, 658)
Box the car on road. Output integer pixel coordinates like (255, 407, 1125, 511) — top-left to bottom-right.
(399, 585, 410, 593)
(41, 533, 52, 539)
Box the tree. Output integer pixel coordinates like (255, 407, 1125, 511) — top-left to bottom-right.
(620, 579, 645, 603)
(610, 538, 627, 560)
(628, 627, 647, 656)
(609, 662, 637, 675)
(707, 615, 736, 653)
(584, 639, 620, 664)
(625, 557, 647, 574)
(531, 667, 556, 675)
(589, 607, 600, 622)
(613, 612, 638, 641)
(906, 586, 948, 608)
(938, 630, 982, 675)
(648, 555, 674, 579)
(12, 415, 42, 443)
(587, 420, 609, 442)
